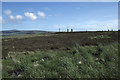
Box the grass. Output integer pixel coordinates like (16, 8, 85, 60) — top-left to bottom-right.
(89, 35, 111, 39)
(2, 42, 118, 78)
(2, 33, 56, 39)
(2, 31, 118, 58)
(0, 59, 2, 80)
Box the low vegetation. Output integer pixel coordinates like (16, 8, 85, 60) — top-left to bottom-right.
(2, 31, 118, 79)
(2, 42, 118, 78)
(2, 31, 118, 58)
(89, 35, 111, 39)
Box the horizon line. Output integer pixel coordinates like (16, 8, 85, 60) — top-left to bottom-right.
(0, 29, 118, 32)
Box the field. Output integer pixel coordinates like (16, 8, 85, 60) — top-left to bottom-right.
(1, 31, 119, 79)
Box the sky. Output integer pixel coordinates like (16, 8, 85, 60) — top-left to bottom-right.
(1, 2, 118, 31)
(2, 0, 120, 2)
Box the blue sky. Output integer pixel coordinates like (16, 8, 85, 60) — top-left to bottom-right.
(1, 2, 118, 31)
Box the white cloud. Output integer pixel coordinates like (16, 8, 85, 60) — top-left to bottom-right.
(37, 11, 46, 19)
(9, 15, 24, 20)
(15, 15, 23, 20)
(0, 16, 2, 21)
(3, 9, 24, 24)
(24, 12, 37, 20)
(0, 16, 3, 24)
(0, 16, 6, 25)
(9, 15, 14, 20)
(7, 15, 24, 25)
(4, 10, 12, 15)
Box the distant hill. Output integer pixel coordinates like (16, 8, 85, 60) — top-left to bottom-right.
(0, 30, 53, 36)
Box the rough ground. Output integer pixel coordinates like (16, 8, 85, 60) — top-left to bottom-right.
(2, 31, 118, 58)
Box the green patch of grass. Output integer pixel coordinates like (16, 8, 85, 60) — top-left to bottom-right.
(2, 42, 118, 78)
(2, 33, 56, 39)
(89, 35, 111, 39)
